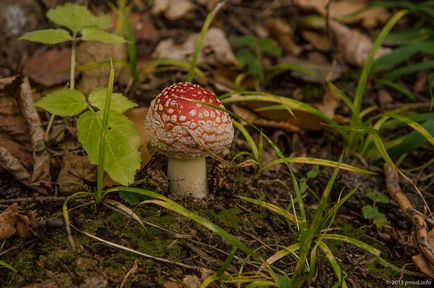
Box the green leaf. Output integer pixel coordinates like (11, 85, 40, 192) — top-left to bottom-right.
(119, 191, 140, 206)
(373, 41, 434, 72)
(80, 28, 125, 44)
(77, 111, 141, 185)
(307, 165, 320, 179)
(19, 29, 72, 44)
(366, 192, 390, 204)
(34, 89, 87, 116)
(88, 87, 137, 113)
(47, 3, 110, 32)
(373, 213, 388, 228)
(389, 118, 434, 158)
(0, 260, 16, 271)
(231, 35, 258, 47)
(258, 37, 282, 56)
(362, 205, 380, 220)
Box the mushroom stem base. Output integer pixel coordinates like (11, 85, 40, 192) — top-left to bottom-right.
(167, 157, 208, 199)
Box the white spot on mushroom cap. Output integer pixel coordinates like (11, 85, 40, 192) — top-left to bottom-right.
(144, 82, 234, 159)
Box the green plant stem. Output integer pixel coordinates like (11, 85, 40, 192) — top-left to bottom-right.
(70, 36, 76, 90)
(44, 35, 77, 141)
(186, 0, 226, 82)
(95, 62, 114, 203)
(352, 10, 407, 125)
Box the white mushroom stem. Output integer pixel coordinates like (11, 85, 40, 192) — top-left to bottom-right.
(167, 157, 208, 199)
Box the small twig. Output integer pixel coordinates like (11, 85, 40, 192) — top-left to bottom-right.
(384, 163, 434, 270)
(72, 225, 200, 270)
(0, 196, 68, 205)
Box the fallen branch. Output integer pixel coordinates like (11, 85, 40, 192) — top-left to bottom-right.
(384, 163, 434, 277)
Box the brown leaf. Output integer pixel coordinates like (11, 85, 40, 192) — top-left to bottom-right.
(317, 88, 340, 118)
(0, 203, 18, 240)
(279, 55, 346, 83)
(23, 48, 72, 86)
(129, 13, 159, 41)
(0, 76, 33, 185)
(412, 254, 434, 278)
(330, 20, 391, 67)
(232, 104, 300, 132)
(57, 141, 96, 194)
(266, 18, 302, 56)
(77, 42, 129, 94)
(152, 0, 194, 21)
(0, 203, 32, 240)
(152, 27, 236, 66)
(301, 30, 331, 52)
(20, 77, 52, 192)
(294, 0, 390, 28)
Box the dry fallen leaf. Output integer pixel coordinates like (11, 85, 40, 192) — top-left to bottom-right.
(330, 20, 391, 67)
(77, 42, 129, 94)
(317, 88, 340, 118)
(182, 275, 200, 288)
(152, 27, 236, 66)
(301, 30, 331, 52)
(279, 54, 346, 83)
(152, 0, 194, 21)
(129, 13, 159, 41)
(20, 77, 52, 192)
(412, 254, 434, 278)
(23, 48, 72, 86)
(0, 76, 33, 173)
(57, 146, 97, 194)
(294, 0, 390, 28)
(266, 18, 302, 56)
(0, 203, 32, 240)
(232, 104, 300, 132)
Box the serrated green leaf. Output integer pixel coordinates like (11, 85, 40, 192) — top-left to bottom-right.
(89, 87, 137, 113)
(19, 29, 72, 44)
(47, 3, 110, 32)
(80, 28, 125, 44)
(77, 111, 140, 185)
(366, 191, 390, 204)
(362, 205, 380, 220)
(34, 89, 87, 116)
(373, 213, 388, 228)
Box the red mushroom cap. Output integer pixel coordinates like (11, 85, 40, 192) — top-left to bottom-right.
(145, 82, 234, 159)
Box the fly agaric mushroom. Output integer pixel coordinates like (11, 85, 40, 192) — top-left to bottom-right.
(145, 82, 234, 199)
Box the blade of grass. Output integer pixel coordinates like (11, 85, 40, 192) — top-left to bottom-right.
(290, 157, 342, 288)
(321, 234, 381, 256)
(104, 187, 256, 258)
(387, 113, 434, 146)
(260, 157, 375, 175)
(95, 61, 115, 203)
(233, 120, 259, 162)
(222, 92, 336, 126)
(239, 196, 298, 225)
(186, 1, 226, 82)
(318, 241, 347, 288)
(353, 10, 407, 124)
(0, 260, 16, 271)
